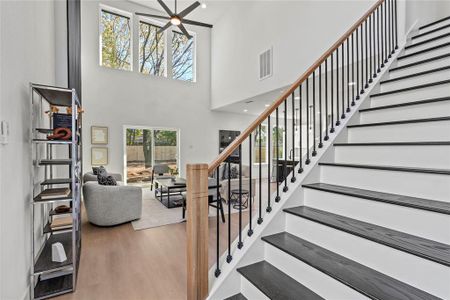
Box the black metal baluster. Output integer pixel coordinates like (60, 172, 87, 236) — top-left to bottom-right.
(298, 85, 304, 173)
(306, 78, 311, 164)
(238, 145, 243, 249)
(313, 71, 317, 156)
(356, 28, 360, 100)
(275, 108, 281, 202)
(385, 0, 389, 62)
(382, 1, 386, 65)
(319, 65, 323, 147)
(283, 100, 289, 188)
(369, 14, 373, 83)
(226, 160, 232, 263)
(346, 38, 350, 112)
(372, 11, 377, 79)
(394, 0, 398, 49)
(341, 44, 345, 119)
(248, 134, 253, 236)
(215, 167, 221, 277)
(291, 93, 297, 179)
(351, 33, 355, 106)
(336, 47, 341, 126)
(377, 7, 382, 72)
(324, 59, 330, 140)
(258, 125, 263, 223)
(331, 53, 335, 132)
(365, 20, 369, 89)
(360, 25, 365, 94)
(267, 115, 272, 211)
(390, 0, 394, 56)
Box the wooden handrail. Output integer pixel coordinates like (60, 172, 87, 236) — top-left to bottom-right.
(208, 0, 384, 173)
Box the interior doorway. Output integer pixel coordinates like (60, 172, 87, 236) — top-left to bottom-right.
(124, 126, 180, 187)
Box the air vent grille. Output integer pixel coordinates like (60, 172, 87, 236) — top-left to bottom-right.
(259, 48, 272, 80)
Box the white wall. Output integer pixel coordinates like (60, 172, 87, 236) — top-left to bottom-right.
(211, 0, 379, 109)
(0, 1, 60, 299)
(406, 0, 450, 30)
(81, 0, 255, 177)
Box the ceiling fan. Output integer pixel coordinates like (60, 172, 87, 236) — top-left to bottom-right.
(135, 0, 212, 39)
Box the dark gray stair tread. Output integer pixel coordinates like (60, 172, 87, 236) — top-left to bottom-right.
(333, 141, 450, 146)
(319, 162, 450, 175)
(380, 67, 450, 84)
(390, 53, 450, 71)
(262, 232, 441, 300)
(302, 183, 450, 215)
(224, 293, 247, 300)
(237, 261, 324, 300)
(398, 42, 450, 60)
(406, 32, 450, 50)
(412, 23, 450, 40)
(370, 80, 450, 98)
(419, 16, 450, 30)
(283, 206, 450, 266)
(359, 97, 450, 112)
(347, 116, 450, 128)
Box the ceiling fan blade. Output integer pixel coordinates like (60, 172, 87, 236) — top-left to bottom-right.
(135, 12, 170, 20)
(177, 23, 192, 39)
(157, 0, 174, 16)
(182, 18, 213, 28)
(178, 1, 200, 18)
(157, 21, 173, 35)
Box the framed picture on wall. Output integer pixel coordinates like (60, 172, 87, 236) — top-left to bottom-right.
(91, 147, 108, 165)
(91, 126, 108, 144)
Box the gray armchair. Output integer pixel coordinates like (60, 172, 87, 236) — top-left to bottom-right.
(83, 172, 122, 182)
(83, 182, 142, 226)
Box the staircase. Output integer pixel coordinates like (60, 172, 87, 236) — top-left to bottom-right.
(220, 15, 450, 300)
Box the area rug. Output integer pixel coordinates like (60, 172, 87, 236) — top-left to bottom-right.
(131, 188, 257, 231)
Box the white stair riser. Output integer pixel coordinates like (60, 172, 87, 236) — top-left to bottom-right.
(405, 35, 450, 54)
(264, 243, 368, 300)
(412, 27, 450, 43)
(363, 100, 450, 121)
(417, 19, 450, 35)
(334, 145, 450, 169)
(286, 215, 450, 299)
(320, 165, 450, 201)
(396, 44, 450, 67)
(348, 121, 450, 143)
(240, 276, 270, 300)
(370, 83, 450, 104)
(304, 189, 450, 244)
(380, 68, 450, 92)
(389, 56, 450, 78)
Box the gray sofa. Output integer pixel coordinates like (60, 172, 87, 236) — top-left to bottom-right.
(219, 165, 256, 203)
(83, 182, 142, 226)
(83, 171, 123, 182)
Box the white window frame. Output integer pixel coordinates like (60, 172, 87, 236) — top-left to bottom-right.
(137, 17, 168, 77)
(99, 4, 133, 71)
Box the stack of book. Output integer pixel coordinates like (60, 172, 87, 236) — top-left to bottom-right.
(39, 187, 70, 200)
(50, 216, 72, 231)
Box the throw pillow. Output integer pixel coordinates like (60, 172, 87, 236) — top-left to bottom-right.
(92, 167, 99, 175)
(97, 166, 107, 177)
(97, 174, 117, 186)
(229, 166, 239, 179)
(223, 163, 239, 179)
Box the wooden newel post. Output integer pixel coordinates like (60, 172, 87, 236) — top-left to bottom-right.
(186, 163, 209, 300)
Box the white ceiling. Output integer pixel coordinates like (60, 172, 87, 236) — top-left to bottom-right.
(129, 0, 231, 25)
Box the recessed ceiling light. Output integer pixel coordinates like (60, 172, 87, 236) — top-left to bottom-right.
(265, 104, 270, 107)
(243, 109, 248, 112)
(294, 96, 300, 100)
(348, 82, 356, 86)
(201, 3, 207, 8)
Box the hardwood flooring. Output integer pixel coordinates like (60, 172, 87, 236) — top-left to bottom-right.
(55, 205, 250, 300)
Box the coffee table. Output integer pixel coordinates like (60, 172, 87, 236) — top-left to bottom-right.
(154, 177, 186, 208)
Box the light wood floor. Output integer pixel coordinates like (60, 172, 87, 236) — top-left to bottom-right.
(55, 207, 250, 300)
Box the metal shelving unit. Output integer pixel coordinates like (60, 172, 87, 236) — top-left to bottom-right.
(30, 83, 82, 299)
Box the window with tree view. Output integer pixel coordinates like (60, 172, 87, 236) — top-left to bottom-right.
(100, 10, 132, 70)
(139, 22, 165, 76)
(172, 31, 194, 81)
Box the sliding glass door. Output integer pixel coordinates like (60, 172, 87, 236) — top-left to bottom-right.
(125, 127, 179, 186)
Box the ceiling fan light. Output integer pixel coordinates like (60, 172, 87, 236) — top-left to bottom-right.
(170, 16, 181, 25)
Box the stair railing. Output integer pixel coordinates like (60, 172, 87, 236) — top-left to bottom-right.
(186, 0, 398, 299)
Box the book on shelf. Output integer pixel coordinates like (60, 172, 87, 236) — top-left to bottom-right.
(39, 188, 70, 199)
(50, 216, 73, 230)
